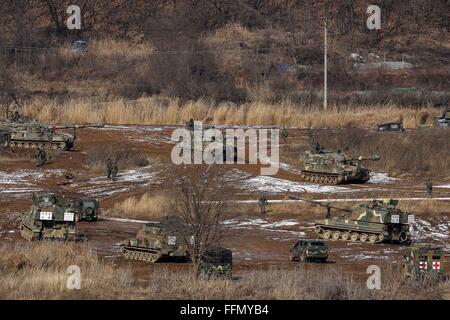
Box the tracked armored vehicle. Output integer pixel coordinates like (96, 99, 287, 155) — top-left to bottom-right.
(121, 222, 189, 262)
(20, 193, 85, 241)
(183, 120, 237, 162)
(2, 121, 103, 150)
(289, 196, 412, 244)
(299, 146, 380, 184)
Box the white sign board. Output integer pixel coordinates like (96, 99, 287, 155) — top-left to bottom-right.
(64, 212, 75, 222)
(391, 214, 400, 223)
(40, 211, 53, 221)
(167, 236, 176, 245)
(407, 215, 415, 223)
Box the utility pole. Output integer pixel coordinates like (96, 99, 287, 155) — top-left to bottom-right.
(323, 19, 328, 111)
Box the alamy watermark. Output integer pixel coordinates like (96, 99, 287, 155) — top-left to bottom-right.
(366, 265, 381, 290)
(66, 5, 81, 30)
(66, 265, 81, 290)
(367, 5, 381, 30)
(171, 121, 279, 175)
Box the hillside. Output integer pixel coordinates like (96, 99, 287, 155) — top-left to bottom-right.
(0, 0, 449, 125)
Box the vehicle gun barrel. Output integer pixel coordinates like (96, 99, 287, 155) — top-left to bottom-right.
(52, 123, 105, 129)
(348, 155, 380, 161)
(288, 195, 352, 212)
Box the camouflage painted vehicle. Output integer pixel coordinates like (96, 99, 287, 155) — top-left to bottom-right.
(289, 196, 412, 244)
(403, 243, 444, 278)
(20, 193, 85, 241)
(299, 146, 380, 184)
(200, 246, 233, 278)
(73, 198, 99, 222)
(2, 121, 104, 150)
(184, 120, 237, 162)
(121, 222, 189, 262)
(290, 239, 328, 262)
(435, 109, 449, 128)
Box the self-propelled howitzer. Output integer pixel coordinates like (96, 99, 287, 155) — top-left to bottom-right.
(3, 122, 104, 150)
(289, 195, 412, 244)
(299, 148, 380, 184)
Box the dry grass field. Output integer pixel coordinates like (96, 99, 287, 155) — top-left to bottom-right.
(22, 96, 441, 129)
(0, 242, 446, 300)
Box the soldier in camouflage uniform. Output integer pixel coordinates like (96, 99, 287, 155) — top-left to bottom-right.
(35, 147, 47, 167)
(106, 158, 113, 178)
(426, 180, 433, 199)
(258, 192, 268, 214)
(186, 118, 194, 130)
(281, 126, 288, 144)
(111, 159, 118, 181)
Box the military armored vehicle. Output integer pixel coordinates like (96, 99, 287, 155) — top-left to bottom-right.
(289, 196, 412, 243)
(20, 193, 85, 241)
(183, 120, 237, 162)
(73, 198, 99, 222)
(290, 239, 328, 262)
(299, 145, 380, 184)
(435, 109, 449, 128)
(403, 243, 444, 278)
(121, 222, 189, 262)
(2, 121, 104, 150)
(199, 246, 233, 278)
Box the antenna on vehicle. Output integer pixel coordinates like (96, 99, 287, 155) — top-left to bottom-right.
(323, 18, 328, 111)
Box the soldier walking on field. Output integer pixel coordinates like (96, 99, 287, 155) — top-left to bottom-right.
(259, 192, 268, 215)
(111, 159, 118, 181)
(106, 158, 113, 178)
(426, 180, 433, 199)
(325, 203, 331, 219)
(35, 147, 47, 167)
(281, 125, 288, 144)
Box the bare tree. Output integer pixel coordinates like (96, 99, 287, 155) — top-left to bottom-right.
(169, 164, 230, 279)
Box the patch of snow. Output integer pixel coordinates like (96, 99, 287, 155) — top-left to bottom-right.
(369, 172, 399, 184)
(102, 216, 157, 224)
(223, 218, 306, 237)
(241, 175, 349, 193)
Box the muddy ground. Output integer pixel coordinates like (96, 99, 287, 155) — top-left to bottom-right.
(0, 126, 449, 291)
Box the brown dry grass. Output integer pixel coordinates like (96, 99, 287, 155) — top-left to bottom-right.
(0, 242, 445, 299)
(398, 200, 450, 215)
(108, 193, 171, 219)
(22, 96, 440, 128)
(281, 127, 450, 178)
(0, 242, 134, 299)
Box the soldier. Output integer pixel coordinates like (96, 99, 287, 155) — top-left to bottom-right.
(258, 192, 268, 215)
(426, 180, 433, 199)
(325, 203, 331, 219)
(11, 110, 20, 122)
(111, 159, 118, 181)
(281, 126, 288, 144)
(312, 142, 321, 153)
(106, 158, 113, 178)
(47, 127, 54, 143)
(186, 118, 194, 130)
(35, 147, 47, 167)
